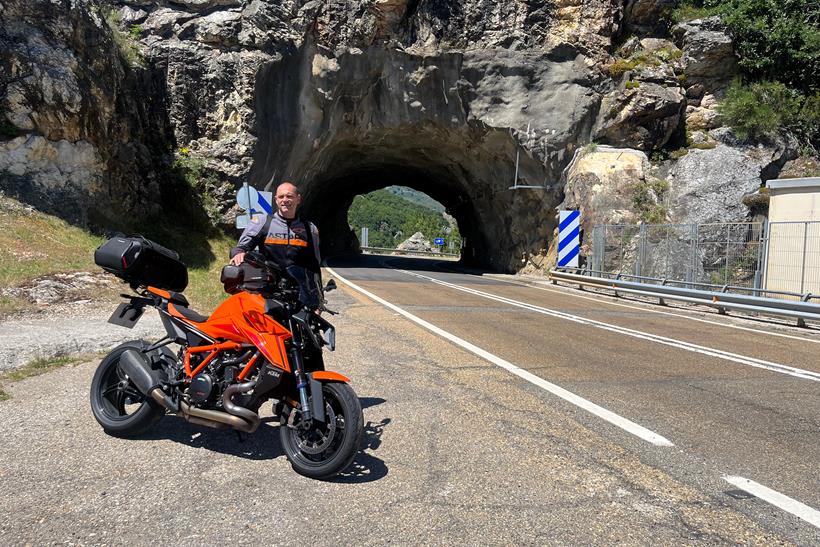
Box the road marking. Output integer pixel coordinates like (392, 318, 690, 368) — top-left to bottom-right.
(325, 265, 675, 447)
(395, 269, 820, 383)
(504, 276, 820, 346)
(723, 476, 820, 528)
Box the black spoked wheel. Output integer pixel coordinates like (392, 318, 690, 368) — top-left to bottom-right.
(280, 382, 363, 479)
(90, 341, 164, 437)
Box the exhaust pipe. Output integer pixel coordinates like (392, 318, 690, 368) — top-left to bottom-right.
(124, 347, 261, 433)
(149, 380, 261, 433)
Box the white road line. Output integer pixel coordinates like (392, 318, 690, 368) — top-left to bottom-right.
(724, 476, 820, 528)
(325, 265, 675, 447)
(395, 268, 820, 383)
(504, 276, 820, 346)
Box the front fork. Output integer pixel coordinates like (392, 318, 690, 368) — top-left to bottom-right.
(288, 315, 325, 424)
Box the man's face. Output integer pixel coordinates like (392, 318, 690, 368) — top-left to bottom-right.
(275, 183, 301, 219)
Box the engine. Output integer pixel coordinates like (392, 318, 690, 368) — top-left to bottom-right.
(185, 352, 243, 407)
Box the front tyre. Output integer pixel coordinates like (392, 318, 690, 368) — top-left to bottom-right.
(90, 341, 164, 437)
(280, 382, 363, 479)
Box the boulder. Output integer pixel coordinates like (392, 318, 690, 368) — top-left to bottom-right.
(560, 145, 658, 230)
(397, 232, 434, 253)
(593, 81, 685, 151)
(672, 17, 738, 90)
(668, 137, 787, 225)
(624, 0, 678, 36)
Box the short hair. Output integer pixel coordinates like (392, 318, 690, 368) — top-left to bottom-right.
(276, 181, 301, 195)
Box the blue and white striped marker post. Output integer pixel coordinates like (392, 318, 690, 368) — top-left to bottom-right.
(558, 210, 581, 267)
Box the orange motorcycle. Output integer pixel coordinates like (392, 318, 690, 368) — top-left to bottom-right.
(89, 235, 362, 479)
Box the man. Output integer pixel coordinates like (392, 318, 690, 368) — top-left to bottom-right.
(230, 182, 322, 308)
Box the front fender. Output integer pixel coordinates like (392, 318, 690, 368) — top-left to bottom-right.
(311, 370, 350, 383)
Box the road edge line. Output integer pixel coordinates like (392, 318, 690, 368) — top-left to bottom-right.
(325, 265, 675, 448)
(723, 476, 820, 529)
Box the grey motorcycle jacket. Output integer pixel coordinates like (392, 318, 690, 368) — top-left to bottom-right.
(230, 212, 322, 306)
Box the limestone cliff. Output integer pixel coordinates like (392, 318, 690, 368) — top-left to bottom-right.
(0, 0, 802, 271)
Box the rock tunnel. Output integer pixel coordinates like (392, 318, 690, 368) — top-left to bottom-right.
(245, 40, 596, 272)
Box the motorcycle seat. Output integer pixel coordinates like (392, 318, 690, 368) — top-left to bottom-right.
(168, 302, 209, 323)
(147, 286, 190, 307)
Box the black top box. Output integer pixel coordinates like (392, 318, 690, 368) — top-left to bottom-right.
(95, 236, 188, 292)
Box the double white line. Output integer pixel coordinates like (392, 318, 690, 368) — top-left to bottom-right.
(396, 269, 820, 383)
(326, 263, 820, 530)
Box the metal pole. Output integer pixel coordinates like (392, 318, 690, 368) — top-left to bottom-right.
(688, 223, 696, 287)
(724, 223, 730, 285)
(753, 220, 766, 291)
(801, 221, 809, 294)
(759, 219, 770, 291)
(637, 224, 646, 277)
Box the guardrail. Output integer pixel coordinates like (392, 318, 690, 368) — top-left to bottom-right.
(361, 246, 460, 258)
(549, 268, 820, 327)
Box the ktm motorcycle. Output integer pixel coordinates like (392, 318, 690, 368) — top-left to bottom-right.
(89, 235, 363, 479)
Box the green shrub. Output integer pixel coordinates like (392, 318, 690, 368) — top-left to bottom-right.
(608, 58, 639, 77)
(625, 80, 641, 90)
(718, 80, 812, 142)
(702, 0, 820, 94)
(632, 178, 670, 223)
(101, 7, 143, 68)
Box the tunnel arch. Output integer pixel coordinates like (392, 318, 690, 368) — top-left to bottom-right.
(246, 43, 578, 272)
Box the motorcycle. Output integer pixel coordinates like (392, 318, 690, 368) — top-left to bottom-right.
(89, 235, 363, 479)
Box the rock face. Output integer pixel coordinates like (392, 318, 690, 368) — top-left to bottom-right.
(0, 0, 173, 225)
(0, 1, 800, 272)
(667, 129, 788, 225)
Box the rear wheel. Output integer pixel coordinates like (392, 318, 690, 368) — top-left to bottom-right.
(280, 382, 363, 479)
(90, 341, 164, 437)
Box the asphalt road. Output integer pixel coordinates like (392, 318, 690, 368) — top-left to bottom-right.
(0, 254, 818, 545)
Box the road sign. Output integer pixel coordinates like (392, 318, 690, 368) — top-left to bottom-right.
(434, 237, 445, 245)
(235, 183, 273, 228)
(558, 210, 581, 267)
(361, 227, 369, 247)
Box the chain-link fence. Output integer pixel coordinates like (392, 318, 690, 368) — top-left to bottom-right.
(590, 221, 820, 297)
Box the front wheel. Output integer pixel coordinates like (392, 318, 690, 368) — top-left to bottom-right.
(280, 382, 363, 479)
(90, 341, 164, 437)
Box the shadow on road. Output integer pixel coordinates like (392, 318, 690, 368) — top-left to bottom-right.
(332, 418, 391, 484)
(328, 254, 493, 276)
(139, 416, 285, 459)
(128, 410, 392, 482)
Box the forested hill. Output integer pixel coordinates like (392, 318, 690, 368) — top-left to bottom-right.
(385, 186, 445, 213)
(347, 189, 459, 249)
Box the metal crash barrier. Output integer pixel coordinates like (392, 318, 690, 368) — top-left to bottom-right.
(549, 268, 820, 327)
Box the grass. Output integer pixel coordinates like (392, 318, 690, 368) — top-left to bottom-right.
(0, 195, 105, 288)
(0, 193, 237, 315)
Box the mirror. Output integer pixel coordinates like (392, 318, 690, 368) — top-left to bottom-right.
(324, 279, 337, 292)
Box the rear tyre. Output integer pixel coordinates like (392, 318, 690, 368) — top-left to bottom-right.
(90, 341, 164, 437)
(280, 382, 363, 479)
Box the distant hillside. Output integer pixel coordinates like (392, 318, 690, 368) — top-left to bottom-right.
(348, 189, 459, 249)
(385, 186, 445, 213)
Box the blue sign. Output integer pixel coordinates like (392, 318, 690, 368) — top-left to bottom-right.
(434, 237, 445, 245)
(557, 210, 580, 267)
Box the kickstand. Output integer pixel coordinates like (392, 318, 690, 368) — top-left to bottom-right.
(235, 430, 245, 443)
